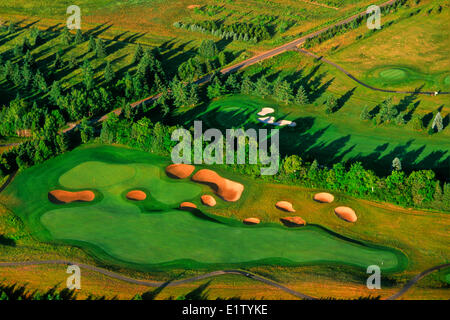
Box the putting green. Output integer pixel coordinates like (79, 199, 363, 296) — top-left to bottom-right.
(2, 145, 407, 271)
(379, 68, 407, 81)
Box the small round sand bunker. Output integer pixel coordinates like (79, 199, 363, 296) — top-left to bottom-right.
(201, 195, 216, 207)
(243, 218, 260, 225)
(126, 190, 147, 201)
(49, 190, 95, 204)
(166, 164, 195, 179)
(280, 216, 306, 227)
(192, 169, 244, 202)
(334, 206, 357, 223)
(314, 192, 334, 203)
(179, 202, 197, 210)
(276, 201, 295, 212)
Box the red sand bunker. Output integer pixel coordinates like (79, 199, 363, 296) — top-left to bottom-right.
(334, 206, 357, 223)
(314, 192, 334, 203)
(49, 190, 95, 204)
(276, 201, 295, 212)
(179, 202, 197, 210)
(192, 169, 244, 202)
(280, 216, 306, 227)
(126, 190, 147, 201)
(165, 164, 195, 179)
(201, 195, 216, 207)
(243, 218, 260, 225)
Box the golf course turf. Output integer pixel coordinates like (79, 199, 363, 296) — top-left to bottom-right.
(2, 145, 407, 272)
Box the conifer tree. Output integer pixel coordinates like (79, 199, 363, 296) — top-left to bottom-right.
(240, 75, 254, 95)
(80, 118, 94, 143)
(33, 70, 47, 92)
(325, 94, 337, 114)
(82, 60, 94, 90)
(53, 53, 63, 69)
(295, 85, 309, 106)
(7, 22, 16, 34)
(49, 81, 62, 104)
(22, 63, 33, 88)
(61, 27, 72, 45)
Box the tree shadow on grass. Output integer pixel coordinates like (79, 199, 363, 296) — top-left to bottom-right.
(0, 234, 16, 247)
(334, 87, 356, 112)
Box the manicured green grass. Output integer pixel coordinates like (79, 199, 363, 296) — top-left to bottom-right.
(1, 144, 406, 271)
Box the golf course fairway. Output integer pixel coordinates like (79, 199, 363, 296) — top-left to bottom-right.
(1, 145, 407, 271)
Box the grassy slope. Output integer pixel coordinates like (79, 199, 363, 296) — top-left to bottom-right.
(0, 144, 448, 300)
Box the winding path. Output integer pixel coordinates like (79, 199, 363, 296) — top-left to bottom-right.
(0, 260, 448, 300)
(293, 48, 450, 95)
